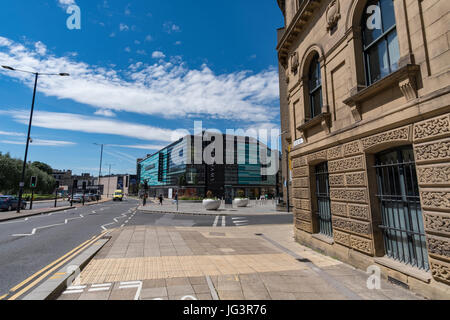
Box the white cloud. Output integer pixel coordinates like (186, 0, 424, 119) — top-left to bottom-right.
(124, 47, 131, 52)
(151, 51, 165, 59)
(0, 130, 25, 137)
(137, 50, 147, 56)
(145, 35, 153, 42)
(0, 110, 185, 143)
(35, 42, 47, 56)
(109, 32, 116, 38)
(94, 109, 116, 117)
(1, 139, 76, 147)
(57, 0, 77, 9)
(108, 144, 165, 151)
(119, 23, 129, 31)
(0, 36, 279, 122)
(174, 41, 182, 46)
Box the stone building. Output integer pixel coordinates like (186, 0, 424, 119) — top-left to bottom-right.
(276, 0, 449, 298)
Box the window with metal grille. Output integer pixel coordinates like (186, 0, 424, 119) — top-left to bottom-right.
(375, 146, 429, 271)
(315, 162, 333, 237)
(308, 54, 322, 118)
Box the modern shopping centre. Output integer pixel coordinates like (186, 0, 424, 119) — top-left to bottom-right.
(137, 132, 280, 199)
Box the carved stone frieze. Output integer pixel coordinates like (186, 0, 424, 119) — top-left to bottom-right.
(427, 234, 450, 261)
(330, 202, 347, 217)
(293, 177, 309, 188)
(430, 259, 450, 285)
(290, 51, 299, 73)
(345, 172, 366, 186)
(330, 188, 368, 204)
(293, 167, 309, 178)
(332, 217, 372, 238)
(414, 139, 450, 164)
(294, 199, 311, 211)
(327, 145, 343, 160)
(414, 114, 450, 143)
(417, 165, 450, 186)
(329, 155, 365, 173)
(333, 230, 350, 246)
(293, 188, 310, 199)
(348, 204, 370, 221)
(295, 209, 313, 222)
(307, 150, 327, 164)
(329, 174, 345, 187)
(362, 126, 411, 151)
(350, 235, 374, 255)
(293, 156, 307, 168)
(420, 191, 450, 212)
(424, 212, 450, 236)
(343, 141, 362, 157)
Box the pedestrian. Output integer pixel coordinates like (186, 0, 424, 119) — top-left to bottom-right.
(159, 194, 163, 206)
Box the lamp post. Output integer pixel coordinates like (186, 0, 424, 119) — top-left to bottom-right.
(94, 143, 104, 201)
(278, 130, 290, 213)
(1, 66, 69, 213)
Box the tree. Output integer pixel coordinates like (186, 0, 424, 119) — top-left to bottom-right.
(31, 161, 53, 175)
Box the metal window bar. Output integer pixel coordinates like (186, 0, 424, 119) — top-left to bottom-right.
(315, 162, 333, 238)
(374, 148, 429, 271)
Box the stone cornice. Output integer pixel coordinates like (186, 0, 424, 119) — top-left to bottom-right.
(276, 0, 322, 68)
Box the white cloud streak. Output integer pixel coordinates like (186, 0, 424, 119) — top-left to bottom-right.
(1, 139, 76, 146)
(0, 36, 279, 122)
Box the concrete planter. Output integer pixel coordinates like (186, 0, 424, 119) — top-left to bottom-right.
(233, 198, 249, 207)
(202, 199, 221, 211)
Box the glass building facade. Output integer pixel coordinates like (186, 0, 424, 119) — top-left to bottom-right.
(138, 134, 278, 199)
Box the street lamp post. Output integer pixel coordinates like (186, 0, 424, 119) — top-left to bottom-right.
(94, 143, 104, 202)
(1, 66, 69, 213)
(278, 130, 290, 213)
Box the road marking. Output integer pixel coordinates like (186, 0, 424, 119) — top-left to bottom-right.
(101, 222, 115, 231)
(221, 216, 226, 227)
(0, 293, 7, 300)
(67, 285, 86, 290)
(212, 216, 219, 227)
(8, 232, 107, 300)
(91, 283, 111, 288)
(12, 214, 84, 237)
(119, 281, 142, 300)
(205, 276, 219, 300)
(62, 289, 83, 294)
(88, 287, 110, 292)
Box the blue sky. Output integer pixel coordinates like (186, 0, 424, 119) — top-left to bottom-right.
(0, 0, 283, 175)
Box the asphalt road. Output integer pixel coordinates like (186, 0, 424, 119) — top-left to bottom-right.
(0, 199, 139, 297)
(129, 210, 294, 228)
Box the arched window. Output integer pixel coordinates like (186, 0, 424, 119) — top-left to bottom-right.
(308, 54, 322, 118)
(361, 0, 400, 85)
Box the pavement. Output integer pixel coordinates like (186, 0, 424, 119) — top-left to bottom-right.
(0, 199, 137, 299)
(57, 212, 424, 301)
(138, 199, 288, 216)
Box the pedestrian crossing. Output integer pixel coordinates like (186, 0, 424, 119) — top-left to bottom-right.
(212, 216, 249, 227)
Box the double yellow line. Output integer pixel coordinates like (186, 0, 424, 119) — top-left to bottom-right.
(3, 231, 108, 300)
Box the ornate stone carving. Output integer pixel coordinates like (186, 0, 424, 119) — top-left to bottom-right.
(327, 145, 343, 160)
(294, 199, 311, 211)
(362, 126, 411, 151)
(399, 74, 418, 101)
(329, 155, 365, 173)
(293, 167, 308, 178)
(297, 220, 313, 233)
(307, 150, 327, 163)
(329, 174, 345, 187)
(420, 191, 450, 212)
(334, 230, 350, 246)
(293, 177, 309, 188)
(332, 217, 372, 238)
(293, 188, 310, 199)
(293, 156, 307, 168)
(326, 0, 341, 31)
(330, 188, 368, 204)
(285, 68, 290, 84)
(430, 259, 450, 285)
(414, 115, 450, 143)
(331, 202, 347, 217)
(343, 141, 362, 157)
(345, 172, 366, 186)
(348, 204, 370, 221)
(424, 212, 450, 236)
(290, 51, 299, 73)
(427, 235, 450, 261)
(350, 235, 374, 255)
(417, 165, 450, 186)
(414, 139, 450, 164)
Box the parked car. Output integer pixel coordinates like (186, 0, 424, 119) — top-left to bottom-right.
(70, 194, 85, 203)
(0, 196, 27, 211)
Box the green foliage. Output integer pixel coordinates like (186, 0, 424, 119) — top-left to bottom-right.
(32, 161, 53, 175)
(236, 190, 245, 198)
(206, 190, 214, 199)
(0, 153, 56, 195)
